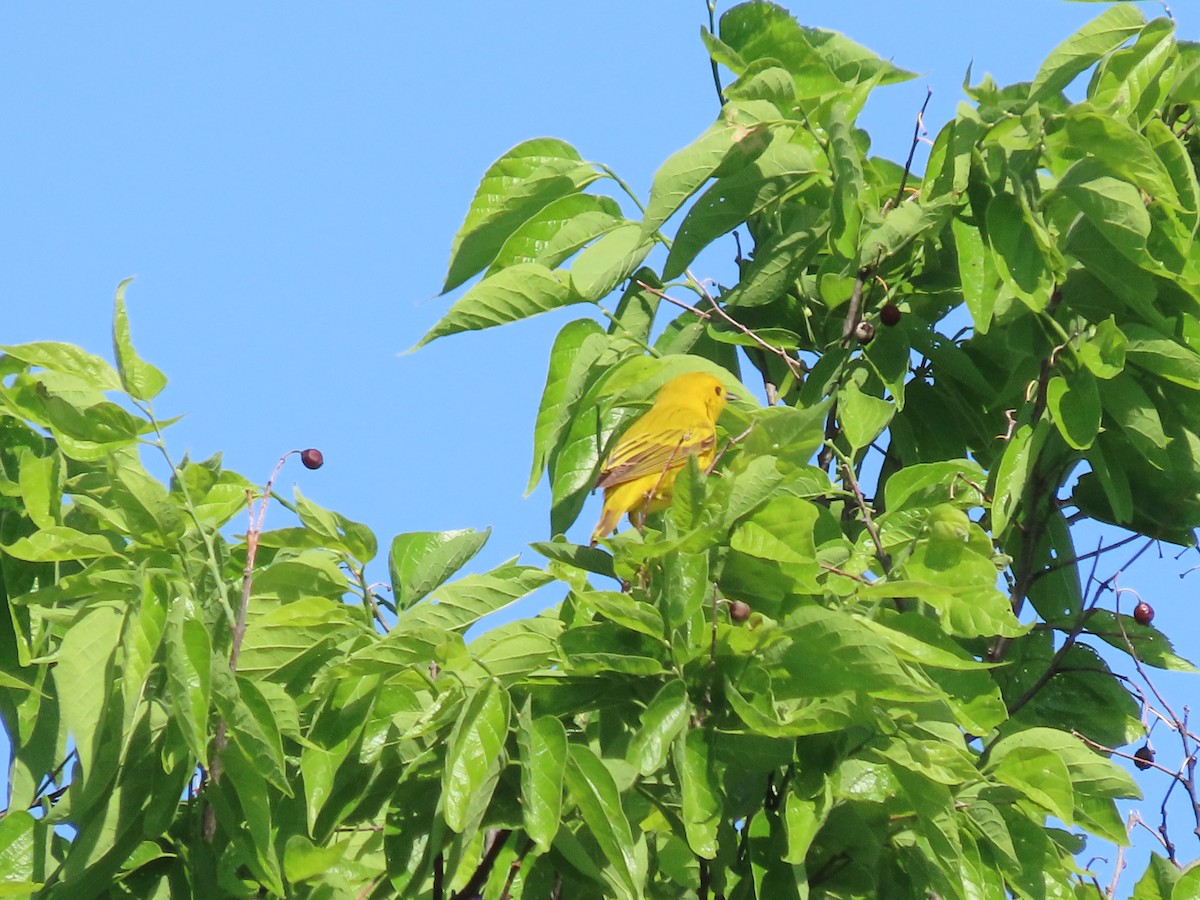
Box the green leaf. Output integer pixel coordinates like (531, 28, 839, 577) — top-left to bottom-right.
(467, 616, 561, 679)
(986, 193, 1053, 309)
(1124, 323, 1200, 389)
(1061, 111, 1180, 209)
(443, 138, 600, 291)
(217, 739, 285, 893)
(283, 835, 346, 885)
(719, 2, 916, 96)
(1089, 16, 1175, 126)
(986, 726, 1140, 812)
(1030, 4, 1147, 102)
(765, 604, 927, 698)
(16, 450, 61, 530)
(527, 319, 606, 494)
(1085, 439, 1133, 525)
(1087, 610, 1198, 671)
(828, 110, 864, 258)
(663, 136, 823, 279)
(1132, 852, 1177, 899)
(109, 450, 187, 544)
(582, 590, 664, 641)
(674, 729, 721, 860)
(443, 679, 510, 833)
(487, 193, 626, 276)
(165, 600, 212, 761)
(858, 196, 956, 265)
(739, 402, 829, 471)
(1057, 158, 1152, 264)
(883, 459, 987, 513)
(990, 744, 1076, 822)
(782, 785, 830, 868)
(397, 561, 552, 633)
(991, 422, 1049, 536)
(1077, 317, 1127, 379)
(211, 669, 290, 793)
(1046, 368, 1101, 450)
(111, 278, 167, 401)
(0, 811, 40, 892)
(723, 61, 797, 109)
(0, 341, 121, 391)
(1099, 372, 1170, 469)
(529, 538, 617, 581)
(417, 263, 579, 348)
(559, 623, 666, 676)
(838, 381, 893, 451)
(953, 214, 996, 332)
(388, 527, 491, 611)
(292, 486, 377, 562)
(517, 706, 567, 853)
(54, 604, 122, 786)
(1146, 117, 1200, 233)
(569, 223, 653, 303)
(719, 225, 825, 309)
(858, 614, 996, 672)
(641, 101, 781, 236)
(627, 679, 690, 777)
(564, 743, 642, 899)
(1175, 864, 1200, 900)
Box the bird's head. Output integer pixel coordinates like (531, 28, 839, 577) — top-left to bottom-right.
(657, 372, 733, 421)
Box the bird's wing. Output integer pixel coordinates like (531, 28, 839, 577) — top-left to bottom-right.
(596, 418, 715, 489)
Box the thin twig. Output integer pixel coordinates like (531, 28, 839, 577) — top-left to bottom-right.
(1030, 533, 1142, 584)
(820, 562, 870, 583)
(829, 445, 891, 573)
(895, 88, 933, 208)
(705, 1, 726, 107)
(205, 450, 296, 841)
(1072, 731, 1185, 780)
(840, 270, 868, 348)
(498, 837, 535, 900)
(1114, 583, 1200, 840)
(817, 401, 839, 473)
(641, 277, 807, 381)
(708, 422, 756, 471)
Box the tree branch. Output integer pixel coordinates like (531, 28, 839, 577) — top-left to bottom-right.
(451, 829, 512, 900)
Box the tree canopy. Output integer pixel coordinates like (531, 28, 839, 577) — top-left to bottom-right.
(4, 2, 1200, 897)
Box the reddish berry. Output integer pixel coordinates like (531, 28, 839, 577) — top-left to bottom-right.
(854, 320, 875, 344)
(300, 448, 324, 470)
(1133, 744, 1155, 770)
(880, 304, 902, 327)
(1133, 601, 1154, 626)
(729, 600, 751, 623)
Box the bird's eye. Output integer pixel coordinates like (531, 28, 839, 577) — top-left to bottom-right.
(714, 386, 723, 396)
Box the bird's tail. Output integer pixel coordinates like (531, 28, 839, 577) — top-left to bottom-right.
(590, 503, 623, 546)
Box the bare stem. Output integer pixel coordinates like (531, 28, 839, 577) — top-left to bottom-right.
(894, 88, 933, 208)
(640, 277, 807, 382)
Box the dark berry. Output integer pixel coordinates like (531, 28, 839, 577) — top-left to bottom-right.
(1133, 744, 1155, 770)
(854, 320, 875, 344)
(880, 304, 902, 327)
(729, 600, 751, 623)
(300, 448, 324, 470)
(1134, 601, 1154, 626)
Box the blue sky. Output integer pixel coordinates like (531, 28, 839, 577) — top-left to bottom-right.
(3, 0, 1197, 889)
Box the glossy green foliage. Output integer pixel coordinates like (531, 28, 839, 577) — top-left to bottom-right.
(4, 2, 1200, 897)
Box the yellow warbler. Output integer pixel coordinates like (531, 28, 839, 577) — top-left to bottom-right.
(590, 372, 731, 544)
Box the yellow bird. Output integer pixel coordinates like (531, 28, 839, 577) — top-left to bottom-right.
(590, 372, 732, 544)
